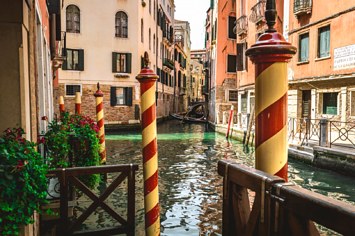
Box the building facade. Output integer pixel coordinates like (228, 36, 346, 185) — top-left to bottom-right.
(0, 0, 60, 234)
(205, 0, 238, 124)
(287, 0, 355, 123)
(57, 0, 176, 125)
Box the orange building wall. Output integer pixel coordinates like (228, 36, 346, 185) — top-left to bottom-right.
(216, 0, 236, 86)
(289, 0, 355, 79)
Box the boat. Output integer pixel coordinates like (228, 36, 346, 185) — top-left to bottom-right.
(170, 103, 208, 124)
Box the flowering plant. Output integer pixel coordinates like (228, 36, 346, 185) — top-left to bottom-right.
(0, 128, 48, 235)
(44, 112, 100, 189)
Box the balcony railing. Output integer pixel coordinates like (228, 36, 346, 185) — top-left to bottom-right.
(163, 58, 174, 70)
(249, 0, 266, 24)
(236, 15, 248, 36)
(174, 34, 184, 48)
(293, 0, 312, 16)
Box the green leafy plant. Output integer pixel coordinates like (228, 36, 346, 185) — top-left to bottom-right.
(0, 128, 48, 235)
(44, 113, 101, 189)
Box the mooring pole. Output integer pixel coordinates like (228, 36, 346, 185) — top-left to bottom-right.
(94, 83, 107, 164)
(75, 92, 81, 114)
(226, 105, 234, 139)
(136, 52, 160, 235)
(59, 95, 65, 115)
(246, 0, 296, 181)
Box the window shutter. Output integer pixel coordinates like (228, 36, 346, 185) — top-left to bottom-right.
(62, 51, 68, 70)
(112, 52, 117, 72)
(237, 43, 243, 71)
(78, 49, 84, 71)
(126, 87, 133, 106)
(110, 87, 117, 106)
(227, 55, 237, 73)
(126, 53, 132, 73)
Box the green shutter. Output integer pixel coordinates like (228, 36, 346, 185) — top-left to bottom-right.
(78, 49, 84, 71)
(112, 52, 117, 72)
(126, 53, 132, 73)
(126, 87, 133, 106)
(110, 87, 117, 106)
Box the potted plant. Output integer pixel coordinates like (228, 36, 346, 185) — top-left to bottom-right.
(0, 128, 48, 236)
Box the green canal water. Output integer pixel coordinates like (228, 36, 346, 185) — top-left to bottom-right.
(82, 120, 354, 235)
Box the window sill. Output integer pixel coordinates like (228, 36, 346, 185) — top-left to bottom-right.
(114, 73, 130, 78)
(315, 56, 331, 62)
(62, 69, 83, 72)
(115, 36, 129, 39)
(297, 60, 309, 65)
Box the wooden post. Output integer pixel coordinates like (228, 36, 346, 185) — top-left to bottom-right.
(136, 52, 160, 235)
(59, 95, 65, 114)
(226, 105, 234, 139)
(75, 92, 81, 114)
(246, 0, 296, 181)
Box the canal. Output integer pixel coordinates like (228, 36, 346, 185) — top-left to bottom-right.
(102, 120, 354, 235)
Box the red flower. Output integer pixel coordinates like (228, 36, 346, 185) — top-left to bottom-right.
(37, 137, 45, 144)
(41, 116, 48, 121)
(16, 160, 24, 170)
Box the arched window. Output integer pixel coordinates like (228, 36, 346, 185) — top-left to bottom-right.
(115, 11, 128, 38)
(66, 5, 80, 33)
(149, 28, 151, 50)
(141, 19, 144, 43)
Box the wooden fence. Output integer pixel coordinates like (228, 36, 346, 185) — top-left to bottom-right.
(218, 160, 355, 236)
(43, 164, 138, 236)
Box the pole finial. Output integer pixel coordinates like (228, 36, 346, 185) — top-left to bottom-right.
(97, 82, 100, 91)
(144, 52, 150, 68)
(265, 0, 277, 32)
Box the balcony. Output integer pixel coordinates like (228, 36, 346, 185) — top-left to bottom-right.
(294, 0, 312, 17)
(175, 34, 184, 48)
(163, 58, 174, 71)
(52, 31, 66, 71)
(236, 15, 248, 36)
(249, 0, 266, 24)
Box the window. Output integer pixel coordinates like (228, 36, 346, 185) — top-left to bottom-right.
(322, 92, 338, 115)
(299, 33, 309, 62)
(110, 87, 133, 106)
(351, 91, 355, 116)
(318, 25, 330, 58)
(62, 48, 84, 71)
(66, 5, 80, 33)
(112, 52, 132, 73)
(141, 19, 144, 43)
(65, 84, 81, 96)
(149, 0, 151, 14)
(229, 90, 238, 102)
(115, 11, 128, 38)
(241, 93, 247, 113)
(227, 54, 237, 73)
(228, 16, 236, 39)
(237, 43, 247, 71)
(154, 0, 156, 19)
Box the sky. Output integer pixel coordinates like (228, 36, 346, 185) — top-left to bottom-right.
(174, 0, 210, 50)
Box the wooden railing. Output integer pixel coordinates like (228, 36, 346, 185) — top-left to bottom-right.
(45, 164, 138, 236)
(218, 160, 355, 235)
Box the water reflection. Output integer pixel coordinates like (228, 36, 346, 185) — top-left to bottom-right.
(102, 120, 354, 235)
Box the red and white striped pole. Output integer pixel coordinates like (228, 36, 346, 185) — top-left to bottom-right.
(246, 0, 296, 181)
(59, 95, 65, 114)
(136, 52, 160, 235)
(94, 83, 106, 164)
(226, 105, 234, 139)
(75, 92, 81, 114)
